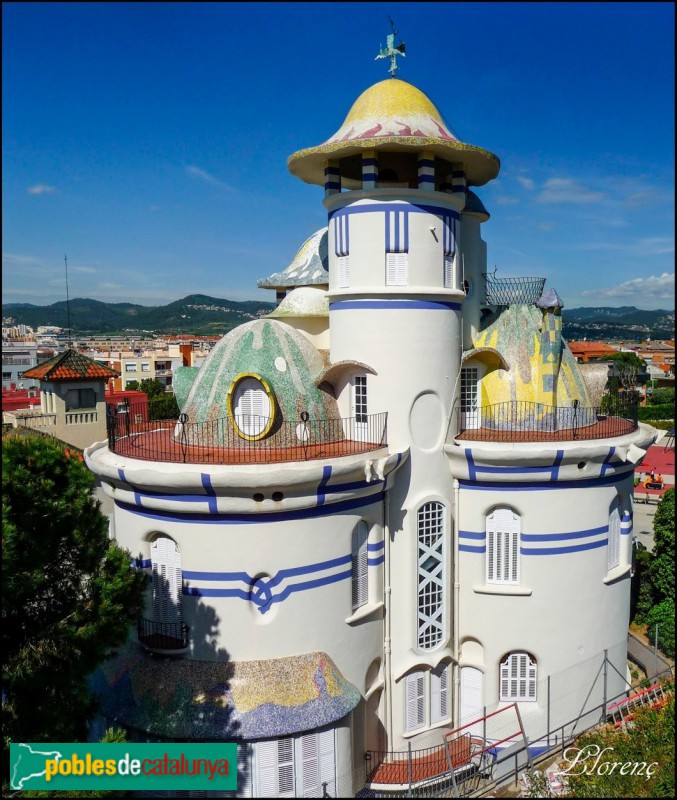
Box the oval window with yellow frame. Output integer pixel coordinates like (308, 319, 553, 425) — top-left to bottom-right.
(227, 373, 275, 440)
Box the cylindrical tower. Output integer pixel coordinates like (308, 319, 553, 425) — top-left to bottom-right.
(289, 76, 500, 750)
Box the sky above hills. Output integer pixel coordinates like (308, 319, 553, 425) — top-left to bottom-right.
(2, 2, 674, 310)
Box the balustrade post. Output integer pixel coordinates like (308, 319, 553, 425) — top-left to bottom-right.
(179, 412, 188, 463)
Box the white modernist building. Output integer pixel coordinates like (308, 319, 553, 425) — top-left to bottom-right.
(86, 64, 655, 797)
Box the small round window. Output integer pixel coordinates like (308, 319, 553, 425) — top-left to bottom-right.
(228, 374, 275, 440)
(463, 279, 473, 298)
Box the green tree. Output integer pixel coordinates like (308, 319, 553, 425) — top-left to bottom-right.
(649, 489, 675, 604)
(606, 352, 647, 397)
(564, 696, 674, 797)
(2, 433, 145, 772)
(138, 378, 165, 397)
(646, 600, 675, 659)
(648, 387, 675, 406)
(124, 380, 139, 391)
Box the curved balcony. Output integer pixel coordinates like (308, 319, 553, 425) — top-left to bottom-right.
(456, 397, 638, 442)
(107, 404, 388, 465)
(483, 274, 546, 306)
(137, 617, 189, 653)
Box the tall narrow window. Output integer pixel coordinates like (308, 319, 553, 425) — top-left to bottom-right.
(257, 738, 295, 798)
(405, 671, 426, 732)
(386, 252, 408, 286)
(443, 215, 456, 288)
(385, 209, 409, 285)
(337, 255, 350, 288)
(608, 500, 621, 570)
(431, 663, 450, 724)
(254, 730, 336, 797)
(460, 366, 480, 430)
(443, 256, 454, 288)
(150, 535, 182, 624)
(486, 507, 520, 585)
(417, 501, 445, 650)
(352, 521, 369, 611)
(333, 215, 350, 288)
(499, 652, 537, 702)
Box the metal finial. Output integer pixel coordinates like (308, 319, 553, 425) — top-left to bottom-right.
(375, 18, 406, 77)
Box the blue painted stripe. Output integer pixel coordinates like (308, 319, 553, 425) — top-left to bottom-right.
(317, 465, 332, 506)
(324, 181, 341, 190)
(459, 530, 486, 540)
(418, 175, 436, 184)
(521, 525, 608, 542)
(459, 470, 631, 491)
(368, 554, 385, 567)
(362, 158, 378, 167)
(133, 558, 151, 569)
(117, 468, 126, 481)
(418, 159, 435, 169)
(367, 540, 385, 551)
(551, 450, 564, 480)
(184, 586, 250, 600)
(201, 472, 217, 512)
(620, 527, 633, 536)
(600, 446, 616, 477)
(331, 300, 461, 311)
(265, 554, 352, 589)
(362, 173, 378, 182)
(184, 569, 252, 581)
(521, 539, 608, 555)
(459, 544, 486, 553)
(329, 203, 459, 220)
(465, 449, 477, 481)
(321, 477, 383, 496)
(115, 491, 383, 524)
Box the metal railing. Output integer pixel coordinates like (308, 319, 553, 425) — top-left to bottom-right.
(107, 402, 388, 464)
(137, 617, 189, 651)
(483, 274, 546, 306)
(457, 396, 638, 442)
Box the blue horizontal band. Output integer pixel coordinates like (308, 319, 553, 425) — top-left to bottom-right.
(331, 299, 461, 311)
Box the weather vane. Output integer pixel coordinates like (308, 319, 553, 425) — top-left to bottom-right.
(376, 17, 406, 77)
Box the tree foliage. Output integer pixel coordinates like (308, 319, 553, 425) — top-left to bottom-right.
(649, 489, 675, 604)
(648, 387, 674, 406)
(2, 433, 145, 756)
(646, 600, 675, 659)
(563, 696, 674, 797)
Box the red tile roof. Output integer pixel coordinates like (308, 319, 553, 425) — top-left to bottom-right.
(22, 349, 120, 382)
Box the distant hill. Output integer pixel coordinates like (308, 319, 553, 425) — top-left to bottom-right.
(562, 306, 675, 341)
(2, 294, 276, 335)
(2, 298, 674, 340)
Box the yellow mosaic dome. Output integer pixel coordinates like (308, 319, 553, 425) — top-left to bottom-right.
(288, 78, 500, 187)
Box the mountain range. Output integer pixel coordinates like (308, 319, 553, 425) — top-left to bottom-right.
(2, 296, 675, 340)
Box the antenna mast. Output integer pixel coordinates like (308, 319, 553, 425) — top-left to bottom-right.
(64, 254, 72, 348)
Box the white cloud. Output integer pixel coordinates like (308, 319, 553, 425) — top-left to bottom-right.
(26, 184, 56, 195)
(577, 237, 674, 256)
(495, 195, 519, 205)
(580, 272, 675, 304)
(184, 165, 233, 190)
(537, 177, 605, 204)
(2, 252, 49, 266)
(517, 176, 535, 190)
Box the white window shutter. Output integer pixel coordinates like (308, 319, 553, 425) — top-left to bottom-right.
(300, 734, 319, 798)
(151, 536, 182, 623)
(487, 508, 519, 585)
(318, 729, 336, 797)
(431, 663, 449, 724)
(608, 502, 621, 570)
(234, 378, 271, 436)
(460, 667, 484, 730)
(352, 522, 369, 610)
(337, 255, 350, 288)
(443, 255, 454, 288)
(386, 252, 408, 286)
(500, 652, 537, 702)
(277, 739, 295, 798)
(255, 740, 278, 797)
(405, 671, 425, 732)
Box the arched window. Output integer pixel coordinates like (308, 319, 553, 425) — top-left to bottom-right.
(150, 535, 183, 624)
(352, 521, 369, 611)
(608, 499, 621, 571)
(499, 652, 537, 702)
(486, 507, 520, 585)
(417, 501, 445, 650)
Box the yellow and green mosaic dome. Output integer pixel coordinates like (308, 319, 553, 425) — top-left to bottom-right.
(288, 78, 500, 187)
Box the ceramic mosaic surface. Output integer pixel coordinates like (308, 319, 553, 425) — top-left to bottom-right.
(288, 79, 500, 186)
(474, 303, 593, 409)
(178, 319, 338, 445)
(92, 642, 361, 740)
(268, 287, 329, 319)
(257, 228, 329, 289)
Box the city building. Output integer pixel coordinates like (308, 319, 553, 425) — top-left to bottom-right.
(85, 49, 655, 797)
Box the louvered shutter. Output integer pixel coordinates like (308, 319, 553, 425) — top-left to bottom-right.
(256, 740, 278, 797)
(277, 739, 295, 798)
(499, 658, 510, 701)
(151, 536, 182, 623)
(337, 255, 350, 288)
(607, 502, 621, 570)
(405, 671, 425, 732)
(443, 255, 454, 288)
(487, 508, 519, 584)
(318, 729, 336, 797)
(352, 522, 369, 610)
(431, 663, 449, 724)
(234, 378, 271, 436)
(386, 252, 408, 286)
(237, 743, 253, 798)
(300, 734, 318, 797)
(500, 653, 537, 701)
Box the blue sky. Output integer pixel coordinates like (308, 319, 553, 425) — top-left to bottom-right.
(3, 2, 674, 310)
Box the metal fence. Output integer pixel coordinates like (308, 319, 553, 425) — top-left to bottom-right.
(457, 397, 638, 442)
(106, 402, 388, 465)
(483, 274, 546, 306)
(137, 617, 189, 651)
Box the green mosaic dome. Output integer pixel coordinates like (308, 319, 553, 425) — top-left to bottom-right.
(177, 319, 337, 445)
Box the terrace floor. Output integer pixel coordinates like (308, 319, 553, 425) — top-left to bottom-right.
(456, 416, 636, 443)
(110, 425, 387, 465)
